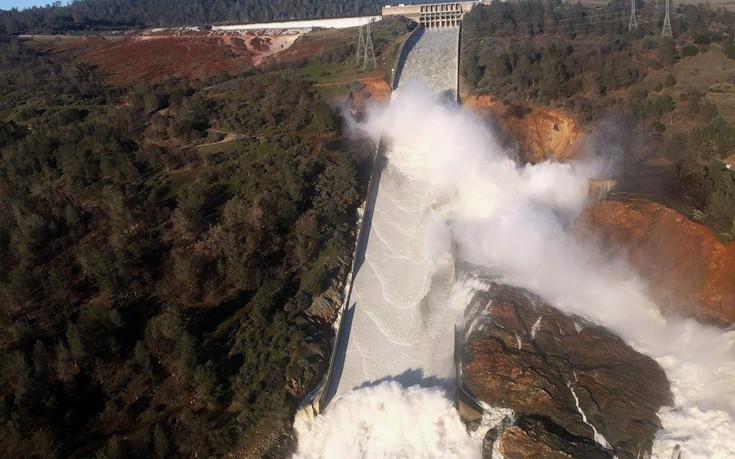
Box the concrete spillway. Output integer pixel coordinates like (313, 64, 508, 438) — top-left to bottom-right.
(325, 27, 461, 404)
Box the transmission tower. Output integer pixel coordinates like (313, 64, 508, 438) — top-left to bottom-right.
(628, 0, 638, 31)
(356, 21, 365, 66)
(363, 19, 377, 71)
(662, 0, 673, 38)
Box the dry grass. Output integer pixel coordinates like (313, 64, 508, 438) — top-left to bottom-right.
(642, 44, 735, 125)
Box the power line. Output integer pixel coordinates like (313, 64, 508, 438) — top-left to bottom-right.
(460, 4, 659, 32)
(629, 0, 638, 31)
(356, 19, 365, 66)
(662, 0, 673, 38)
(460, 9, 660, 39)
(355, 17, 376, 70)
(265, 13, 658, 72)
(258, 1, 732, 73)
(363, 18, 377, 71)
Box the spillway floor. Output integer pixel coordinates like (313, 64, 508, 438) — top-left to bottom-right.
(327, 27, 461, 402)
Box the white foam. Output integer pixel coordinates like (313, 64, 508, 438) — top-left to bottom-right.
(294, 382, 481, 459)
(530, 316, 542, 339)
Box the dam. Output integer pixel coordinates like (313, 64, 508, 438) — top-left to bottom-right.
(382, 1, 486, 28)
(323, 26, 462, 405)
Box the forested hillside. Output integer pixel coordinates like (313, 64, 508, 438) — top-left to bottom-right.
(461, 0, 735, 240)
(0, 28, 376, 457)
(1, 0, 388, 34)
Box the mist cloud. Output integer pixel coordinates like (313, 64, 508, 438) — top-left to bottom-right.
(293, 381, 483, 459)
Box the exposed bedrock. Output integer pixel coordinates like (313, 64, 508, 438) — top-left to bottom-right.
(493, 416, 609, 459)
(461, 284, 672, 459)
(461, 93, 582, 164)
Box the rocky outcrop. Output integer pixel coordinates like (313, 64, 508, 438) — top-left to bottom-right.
(461, 284, 672, 459)
(305, 255, 350, 322)
(495, 416, 609, 459)
(462, 94, 582, 164)
(576, 199, 735, 327)
(305, 283, 343, 322)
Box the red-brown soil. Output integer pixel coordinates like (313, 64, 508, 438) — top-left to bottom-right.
(463, 93, 583, 164)
(348, 76, 391, 106)
(576, 199, 735, 327)
(313, 75, 391, 112)
(34, 30, 299, 85)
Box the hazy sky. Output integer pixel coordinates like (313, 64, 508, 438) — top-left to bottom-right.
(0, 0, 57, 11)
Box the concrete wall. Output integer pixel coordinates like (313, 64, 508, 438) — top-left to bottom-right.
(454, 326, 486, 422)
(317, 137, 390, 410)
(213, 15, 381, 31)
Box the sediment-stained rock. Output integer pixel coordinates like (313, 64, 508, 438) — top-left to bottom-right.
(462, 284, 672, 459)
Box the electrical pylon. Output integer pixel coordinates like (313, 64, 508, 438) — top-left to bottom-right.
(629, 0, 638, 31)
(356, 21, 365, 66)
(363, 19, 377, 71)
(662, 0, 673, 38)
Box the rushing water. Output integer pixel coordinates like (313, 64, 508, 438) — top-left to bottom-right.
(325, 27, 462, 403)
(395, 27, 460, 99)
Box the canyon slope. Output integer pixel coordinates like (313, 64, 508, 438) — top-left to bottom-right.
(462, 91, 735, 328)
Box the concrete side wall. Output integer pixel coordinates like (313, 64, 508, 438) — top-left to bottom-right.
(454, 326, 485, 422)
(297, 23, 436, 416)
(298, 137, 387, 417)
(213, 15, 381, 31)
(382, 5, 422, 18)
(391, 25, 423, 90)
(302, 20, 463, 417)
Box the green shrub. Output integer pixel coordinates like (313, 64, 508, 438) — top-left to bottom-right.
(694, 34, 712, 45)
(682, 45, 699, 57)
